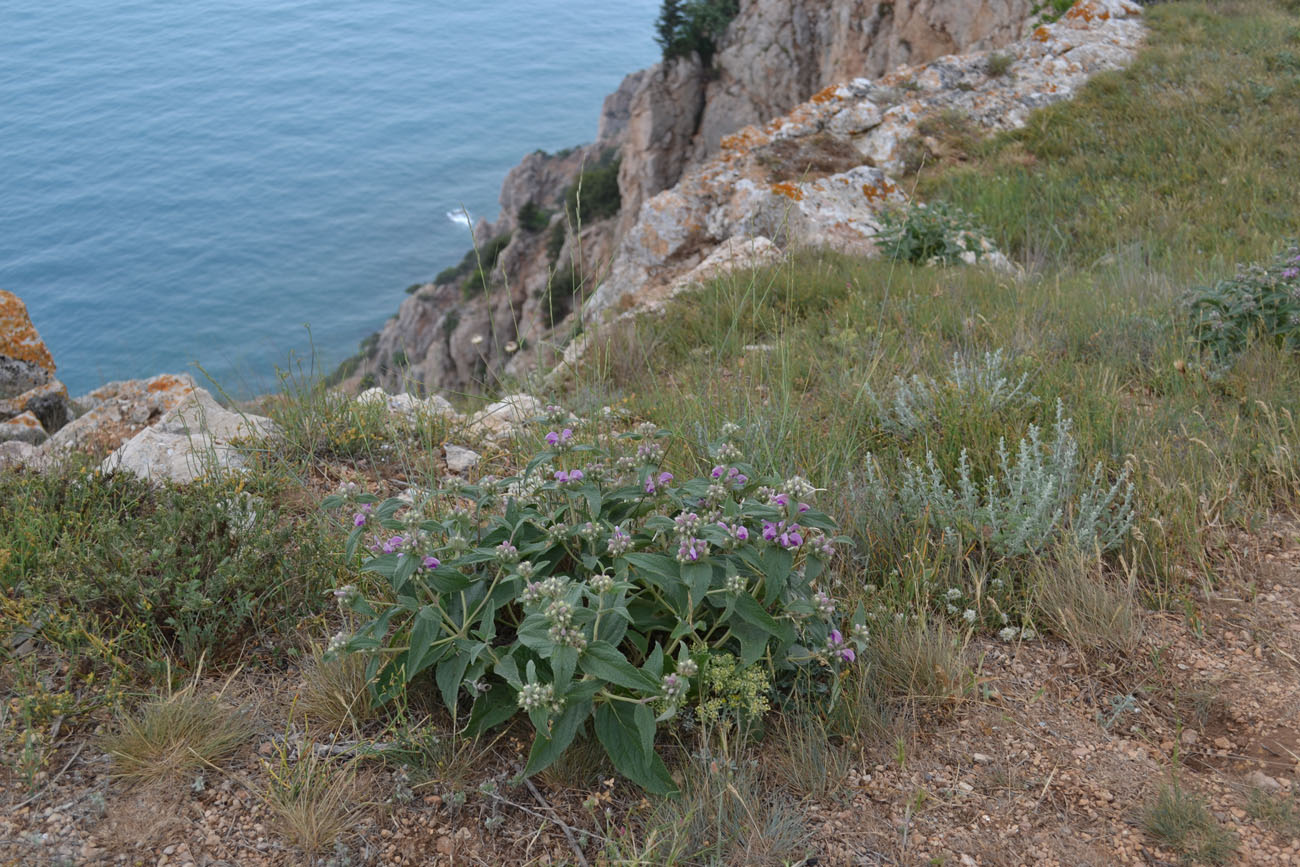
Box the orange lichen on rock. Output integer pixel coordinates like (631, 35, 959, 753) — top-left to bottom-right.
(1033, 25, 1051, 41)
(810, 85, 841, 105)
(771, 182, 805, 201)
(0, 290, 55, 373)
(720, 126, 768, 154)
(146, 374, 188, 394)
(1066, 1, 1110, 22)
(862, 179, 898, 203)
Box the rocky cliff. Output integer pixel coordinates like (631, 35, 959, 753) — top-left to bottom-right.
(348, 0, 1098, 397)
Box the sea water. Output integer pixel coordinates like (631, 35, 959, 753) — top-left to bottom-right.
(0, 0, 660, 395)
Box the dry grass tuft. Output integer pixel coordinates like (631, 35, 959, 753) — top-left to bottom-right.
(102, 676, 254, 783)
(1142, 780, 1239, 865)
(865, 614, 969, 709)
(1032, 551, 1143, 659)
(297, 646, 375, 734)
(263, 745, 362, 856)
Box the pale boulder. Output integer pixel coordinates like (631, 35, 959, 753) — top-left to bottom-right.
(100, 388, 275, 484)
(0, 410, 47, 445)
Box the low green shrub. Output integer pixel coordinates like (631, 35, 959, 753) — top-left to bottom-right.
(655, 0, 740, 66)
(1183, 243, 1300, 366)
(0, 466, 338, 667)
(517, 201, 552, 233)
(565, 155, 622, 224)
(324, 420, 857, 792)
(875, 201, 994, 266)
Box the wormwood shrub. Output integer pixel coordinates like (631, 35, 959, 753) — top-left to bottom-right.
(323, 420, 860, 793)
(875, 200, 994, 266)
(1183, 243, 1300, 366)
(867, 349, 1037, 438)
(859, 403, 1135, 562)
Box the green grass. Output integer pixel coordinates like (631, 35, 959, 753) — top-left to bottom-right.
(1142, 781, 1240, 864)
(924, 0, 1300, 275)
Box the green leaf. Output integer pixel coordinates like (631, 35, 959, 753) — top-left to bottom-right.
(524, 699, 592, 777)
(406, 606, 444, 682)
(495, 654, 522, 689)
(580, 641, 661, 693)
(552, 646, 579, 692)
(594, 702, 677, 795)
(682, 561, 713, 600)
(466, 682, 518, 734)
(435, 653, 471, 712)
(733, 592, 783, 636)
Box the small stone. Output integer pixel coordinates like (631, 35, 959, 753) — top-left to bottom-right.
(1180, 729, 1200, 746)
(1248, 770, 1282, 792)
(972, 752, 992, 764)
(444, 444, 481, 473)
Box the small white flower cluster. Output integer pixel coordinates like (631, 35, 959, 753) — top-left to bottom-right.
(518, 682, 561, 713)
(520, 575, 568, 606)
(998, 626, 1038, 642)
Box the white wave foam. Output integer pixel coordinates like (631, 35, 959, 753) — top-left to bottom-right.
(445, 209, 472, 227)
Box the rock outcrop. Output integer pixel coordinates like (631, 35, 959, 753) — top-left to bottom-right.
(100, 388, 276, 484)
(0, 293, 276, 481)
(351, 0, 1048, 398)
(0, 290, 76, 444)
(589, 0, 1145, 316)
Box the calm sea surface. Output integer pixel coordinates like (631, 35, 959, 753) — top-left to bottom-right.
(0, 1, 660, 395)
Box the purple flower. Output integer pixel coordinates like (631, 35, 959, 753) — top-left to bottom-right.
(711, 465, 725, 479)
(569, 469, 584, 482)
(676, 536, 706, 563)
(1284, 267, 1299, 280)
(546, 431, 560, 446)
(554, 469, 570, 483)
(826, 629, 856, 663)
(644, 471, 674, 494)
(353, 512, 367, 527)
(761, 520, 803, 549)
(797, 503, 810, 514)
(382, 535, 405, 554)
(422, 555, 440, 570)
(734, 525, 749, 542)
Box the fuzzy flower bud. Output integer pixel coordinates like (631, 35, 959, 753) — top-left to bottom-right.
(661, 674, 687, 702)
(518, 682, 560, 713)
(607, 525, 632, 556)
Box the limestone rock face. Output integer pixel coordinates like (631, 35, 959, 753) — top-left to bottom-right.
(0, 290, 56, 398)
(589, 0, 1145, 317)
(355, 0, 1129, 396)
(616, 0, 1037, 229)
(0, 411, 47, 445)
